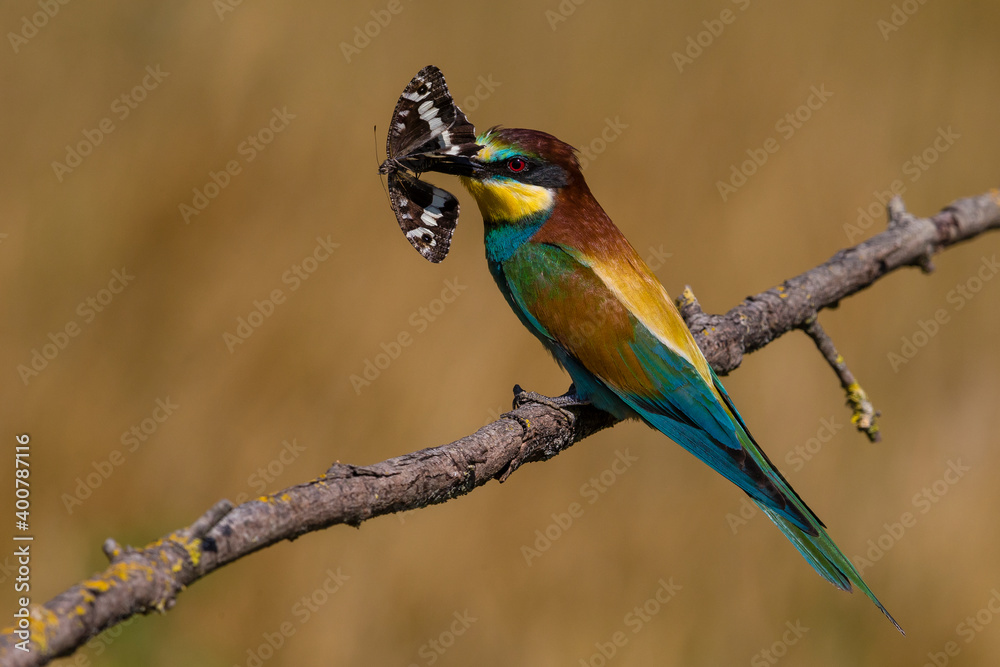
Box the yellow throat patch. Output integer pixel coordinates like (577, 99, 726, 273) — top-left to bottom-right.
(460, 174, 553, 222)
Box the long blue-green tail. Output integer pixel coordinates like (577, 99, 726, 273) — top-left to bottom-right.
(715, 373, 904, 634)
(758, 503, 904, 634)
(575, 319, 904, 632)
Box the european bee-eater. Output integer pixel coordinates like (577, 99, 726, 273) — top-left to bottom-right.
(439, 126, 901, 632)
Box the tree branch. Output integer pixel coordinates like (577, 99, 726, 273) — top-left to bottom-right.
(3, 190, 998, 666)
(802, 317, 881, 442)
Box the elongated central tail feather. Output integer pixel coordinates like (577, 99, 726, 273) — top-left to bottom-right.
(758, 503, 904, 635)
(709, 371, 904, 634)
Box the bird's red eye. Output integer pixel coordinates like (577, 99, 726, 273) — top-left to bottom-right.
(507, 158, 527, 173)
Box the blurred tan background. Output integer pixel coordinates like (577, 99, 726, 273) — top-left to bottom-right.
(2, 1, 999, 665)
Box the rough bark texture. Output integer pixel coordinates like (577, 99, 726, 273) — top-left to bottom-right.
(2, 190, 998, 666)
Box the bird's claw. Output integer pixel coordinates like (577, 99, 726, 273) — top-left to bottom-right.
(496, 385, 589, 483)
(512, 383, 589, 410)
(510, 383, 588, 422)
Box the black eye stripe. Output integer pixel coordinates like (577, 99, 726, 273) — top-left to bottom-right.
(488, 158, 568, 188)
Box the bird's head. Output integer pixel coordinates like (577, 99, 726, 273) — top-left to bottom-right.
(446, 127, 580, 223)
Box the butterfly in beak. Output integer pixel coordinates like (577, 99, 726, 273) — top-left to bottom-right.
(379, 65, 482, 263)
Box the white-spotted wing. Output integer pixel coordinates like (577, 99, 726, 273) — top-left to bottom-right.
(385, 171, 459, 263)
(378, 65, 480, 263)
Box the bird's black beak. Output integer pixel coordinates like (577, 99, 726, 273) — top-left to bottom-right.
(423, 155, 484, 178)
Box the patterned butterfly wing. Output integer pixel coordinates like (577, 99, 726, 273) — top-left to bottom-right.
(379, 65, 480, 262)
(382, 65, 479, 167)
(386, 170, 459, 264)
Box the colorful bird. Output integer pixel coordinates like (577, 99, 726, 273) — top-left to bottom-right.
(433, 126, 902, 632)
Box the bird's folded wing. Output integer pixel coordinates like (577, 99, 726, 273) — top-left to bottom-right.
(502, 241, 816, 533)
(502, 240, 903, 630)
